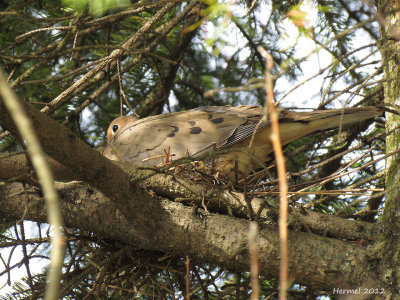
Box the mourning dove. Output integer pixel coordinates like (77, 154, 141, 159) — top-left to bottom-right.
(103, 105, 382, 179)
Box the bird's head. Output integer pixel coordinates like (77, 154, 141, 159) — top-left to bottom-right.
(106, 115, 139, 142)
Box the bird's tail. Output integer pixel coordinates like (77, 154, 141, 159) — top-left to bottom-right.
(277, 106, 383, 145)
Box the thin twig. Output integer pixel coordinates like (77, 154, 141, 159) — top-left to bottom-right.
(117, 59, 134, 114)
(257, 46, 288, 299)
(248, 222, 259, 300)
(0, 71, 65, 300)
(41, 0, 179, 113)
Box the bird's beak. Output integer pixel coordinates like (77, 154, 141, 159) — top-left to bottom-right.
(102, 144, 119, 161)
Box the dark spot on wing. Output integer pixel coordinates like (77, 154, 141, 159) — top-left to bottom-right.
(188, 120, 196, 126)
(170, 125, 179, 132)
(208, 113, 213, 119)
(211, 117, 224, 124)
(167, 132, 175, 137)
(190, 127, 202, 134)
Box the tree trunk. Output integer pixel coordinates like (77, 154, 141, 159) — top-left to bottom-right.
(377, 0, 400, 296)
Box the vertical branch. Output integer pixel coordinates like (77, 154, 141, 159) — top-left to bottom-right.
(0, 70, 65, 300)
(117, 59, 133, 115)
(185, 225, 190, 300)
(248, 222, 260, 300)
(186, 255, 190, 300)
(257, 46, 289, 299)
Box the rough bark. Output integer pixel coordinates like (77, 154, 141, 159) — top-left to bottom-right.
(0, 153, 376, 241)
(0, 181, 378, 290)
(377, 0, 400, 296)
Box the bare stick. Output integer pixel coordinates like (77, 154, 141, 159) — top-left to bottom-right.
(0, 70, 65, 300)
(257, 46, 289, 300)
(248, 222, 260, 300)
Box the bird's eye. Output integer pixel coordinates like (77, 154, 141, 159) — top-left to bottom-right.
(112, 124, 119, 134)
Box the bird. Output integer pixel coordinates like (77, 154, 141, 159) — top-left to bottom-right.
(102, 105, 382, 179)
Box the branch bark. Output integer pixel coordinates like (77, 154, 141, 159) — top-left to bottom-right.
(0, 181, 378, 290)
(0, 153, 376, 242)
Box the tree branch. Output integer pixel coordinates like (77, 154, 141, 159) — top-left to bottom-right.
(0, 153, 376, 242)
(0, 181, 378, 290)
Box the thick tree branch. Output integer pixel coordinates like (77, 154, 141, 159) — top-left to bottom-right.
(0, 153, 376, 241)
(0, 181, 378, 290)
